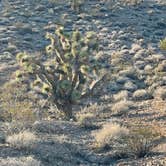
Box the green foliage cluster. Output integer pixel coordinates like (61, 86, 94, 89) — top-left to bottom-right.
(15, 26, 105, 119)
(160, 38, 166, 50)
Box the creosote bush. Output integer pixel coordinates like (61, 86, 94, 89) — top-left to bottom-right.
(126, 126, 162, 158)
(15, 26, 105, 119)
(93, 124, 162, 158)
(92, 122, 129, 150)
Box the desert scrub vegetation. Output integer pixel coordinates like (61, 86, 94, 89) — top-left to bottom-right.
(153, 86, 166, 100)
(111, 100, 134, 116)
(15, 26, 106, 119)
(160, 38, 166, 50)
(121, 0, 144, 6)
(93, 123, 162, 158)
(92, 122, 129, 151)
(76, 103, 105, 128)
(6, 131, 38, 150)
(77, 112, 97, 129)
(113, 90, 129, 102)
(103, 0, 144, 10)
(133, 89, 152, 101)
(155, 60, 166, 72)
(0, 156, 41, 166)
(0, 81, 35, 122)
(125, 126, 162, 158)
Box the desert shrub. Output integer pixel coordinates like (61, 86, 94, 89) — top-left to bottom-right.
(33, 120, 71, 134)
(76, 103, 105, 128)
(104, 0, 143, 10)
(15, 26, 105, 119)
(3, 121, 33, 136)
(144, 64, 153, 73)
(93, 123, 161, 158)
(119, 67, 136, 79)
(153, 87, 166, 100)
(71, 0, 84, 12)
(125, 126, 161, 158)
(124, 80, 137, 92)
(0, 81, 35, 122)
(160, 38, 166, 50)
(0, 156, 41, 166)
(133, 89, 152, 101)
(113, 90, 129, 101)
(155, 60, 166, 72)
(114, 0, 144, 6)
(111, 100, 134, 116)
(79, 103, 104, 115)
(77, 112, 97, 129)
(151, 54, 165, 62)
(92, 122, 129, 150)
(6, 131, 38, 150)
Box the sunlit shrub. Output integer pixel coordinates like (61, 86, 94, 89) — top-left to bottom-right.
(6, 131, 38, 150)
(92, 122, 129, 150)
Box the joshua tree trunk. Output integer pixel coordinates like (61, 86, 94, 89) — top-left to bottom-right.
(54, 99, 73, 120)
(61, 102, 73, 120)
(49, 95, 73, 120)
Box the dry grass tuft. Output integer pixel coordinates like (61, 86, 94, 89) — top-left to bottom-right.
(113, 90, 129, 101)
(92, 122, 129, 149)
(133, 89, 152, 100)
(0, 81, 35, 122)
(6, 131, 38, 150)
(154, 87, 166, 100)
(93, 123, 162, 158)
(77, 112, 96, 129)
(111, 100, 134, 115)
(76, 104, 104, 129)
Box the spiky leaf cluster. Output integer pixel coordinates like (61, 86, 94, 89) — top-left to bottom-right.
(16, 26, 105, 114)
(160, 38, 166, 50)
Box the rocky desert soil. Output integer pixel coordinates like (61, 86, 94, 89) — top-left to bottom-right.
(0, 0, 166, 165)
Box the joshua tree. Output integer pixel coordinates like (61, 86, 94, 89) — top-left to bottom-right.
(16, 26, 105, 119)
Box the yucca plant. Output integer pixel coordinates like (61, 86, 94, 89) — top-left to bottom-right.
(160, 38, 166, 50)
(15, 26, 106, 119)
